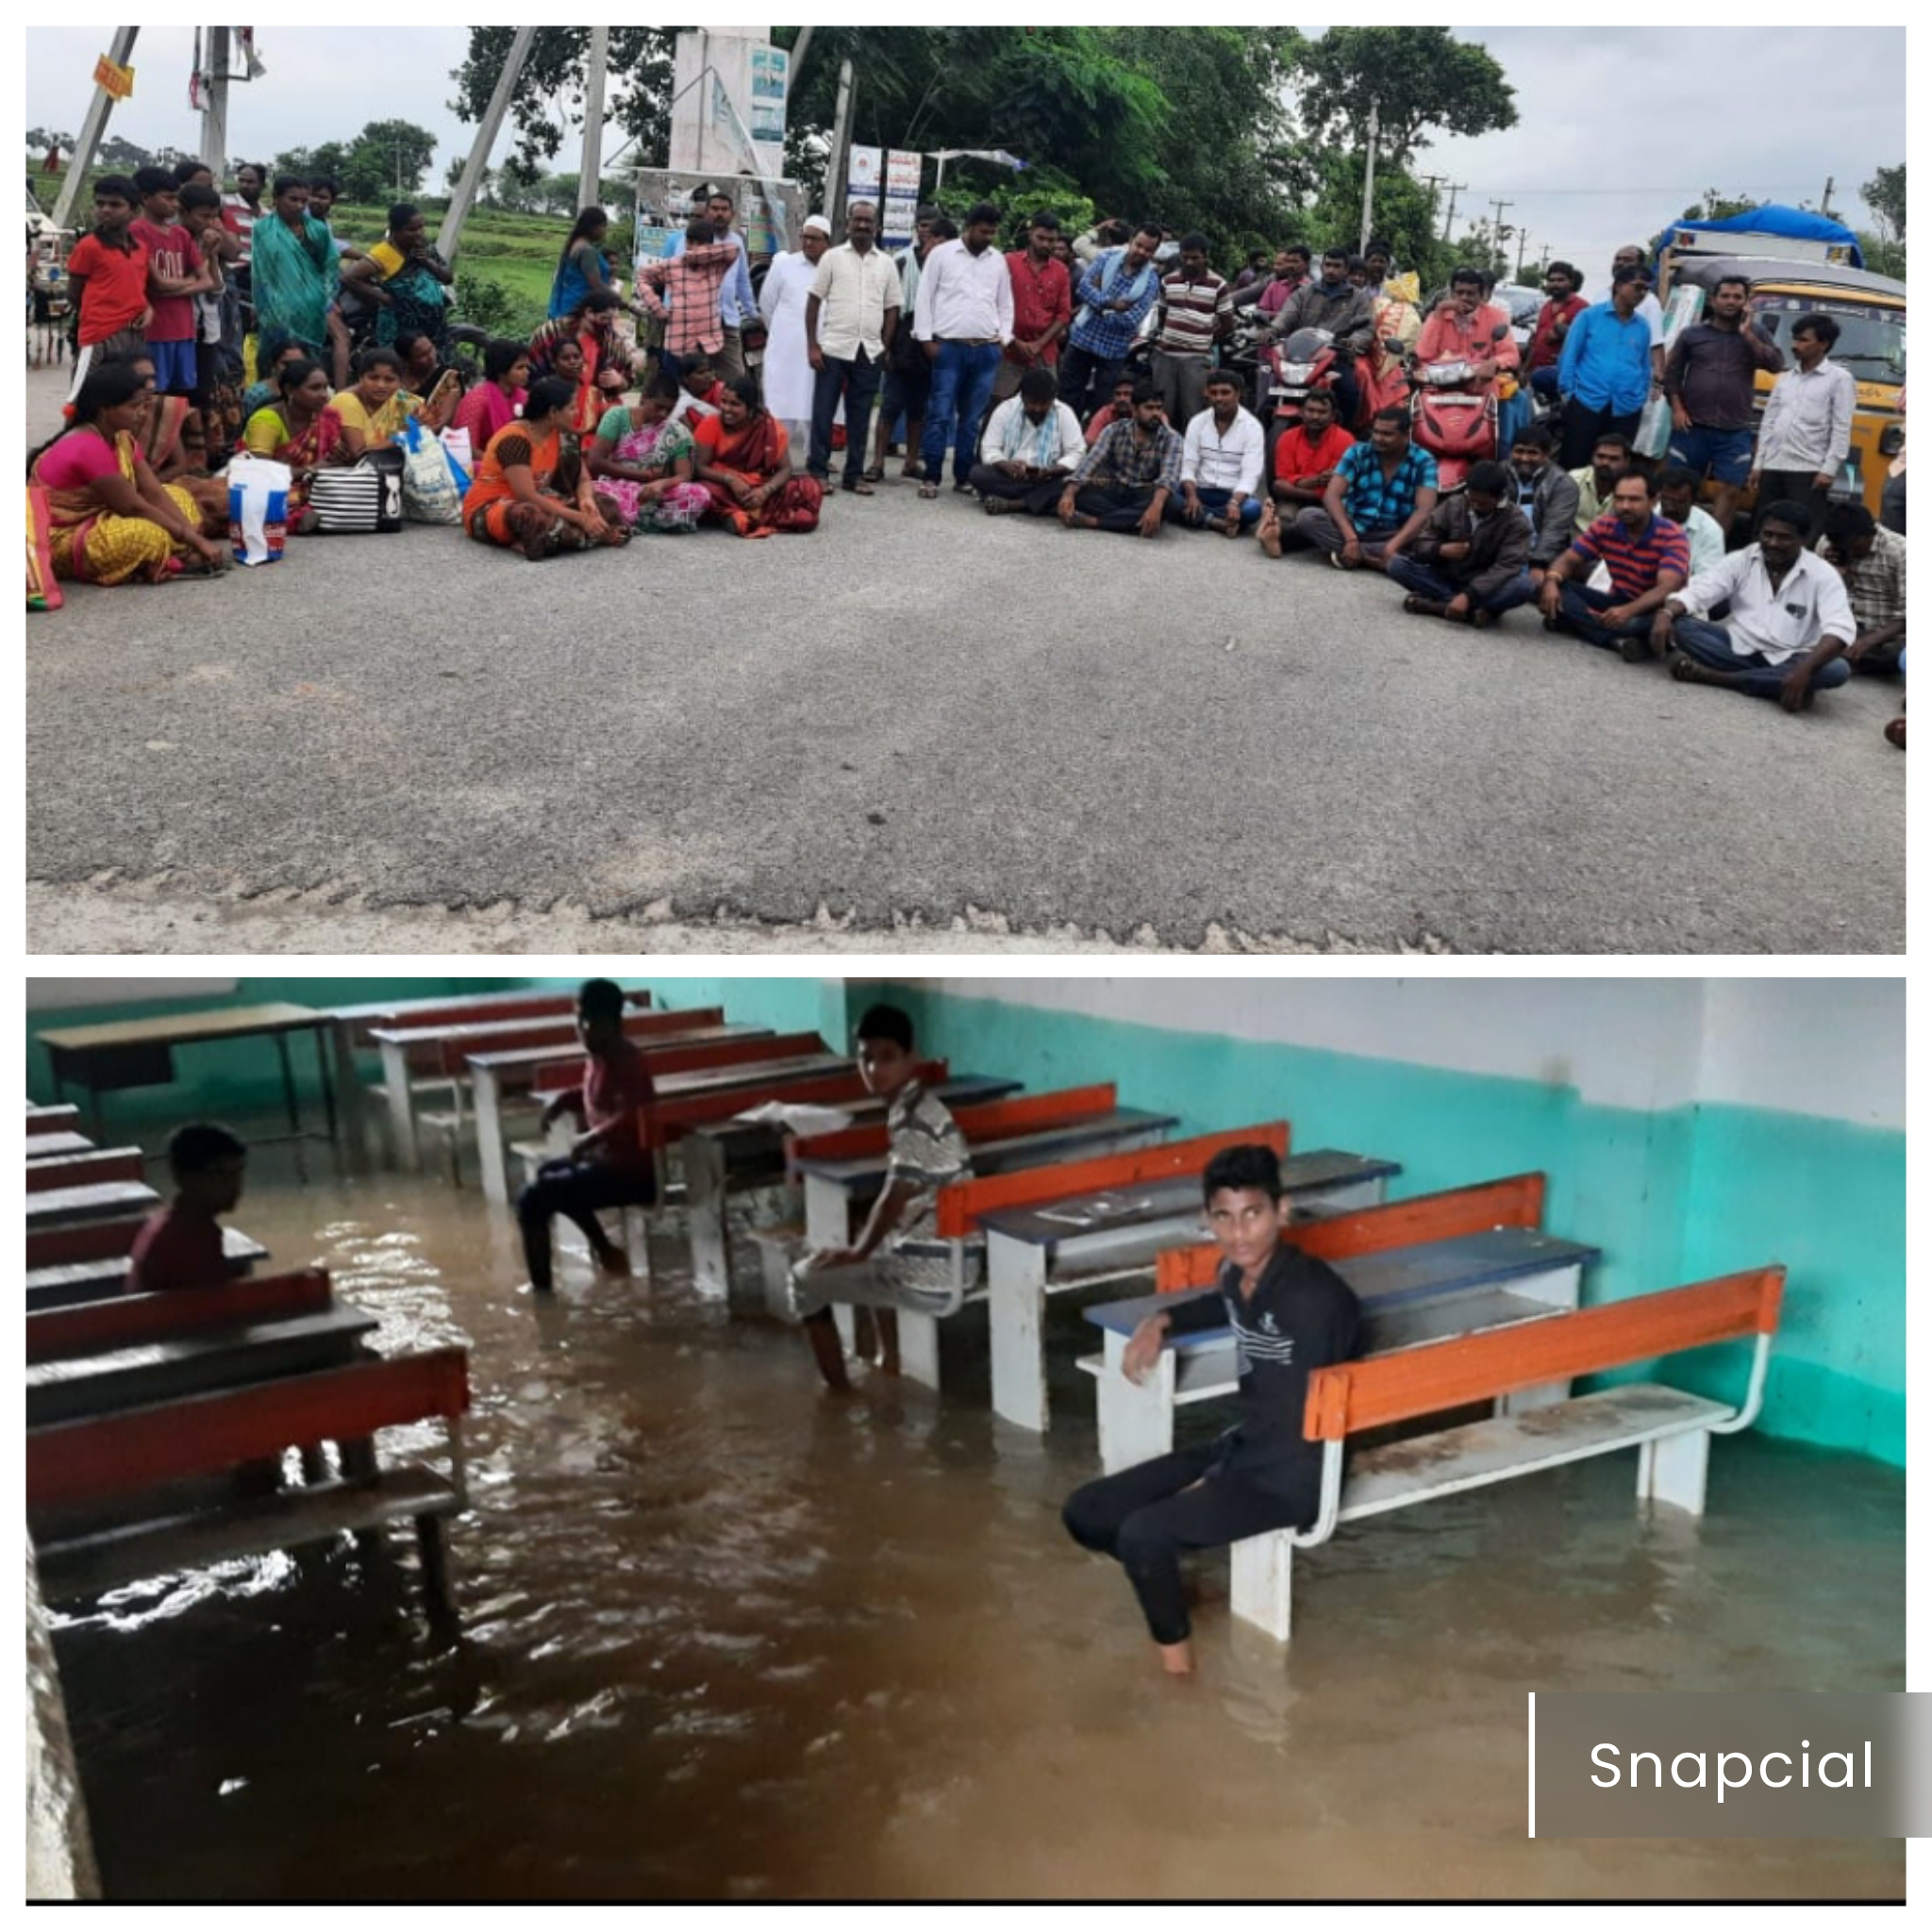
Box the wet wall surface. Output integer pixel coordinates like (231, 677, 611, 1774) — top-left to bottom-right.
(46, 1161, 1906, 1900)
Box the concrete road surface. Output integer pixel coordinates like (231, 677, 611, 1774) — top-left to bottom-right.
(25, 386, 1904, 955)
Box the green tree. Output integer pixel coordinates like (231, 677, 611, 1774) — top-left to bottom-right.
(1681, 187, 1758, 222)
(344, 120, 440, 204)
(450, 28, 681, 171)
(1858, 233, 1905, 280)
(1861, 163, 1904, 242)
(25, 126, 76, 158)
(1302, 151, 1456, 288)
(1289, 28, 1516, 168)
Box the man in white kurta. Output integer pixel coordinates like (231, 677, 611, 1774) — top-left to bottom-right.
(759, 216, 831, 468)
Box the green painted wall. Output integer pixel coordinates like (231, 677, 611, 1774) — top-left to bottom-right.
(883, 987, 1904, 1469)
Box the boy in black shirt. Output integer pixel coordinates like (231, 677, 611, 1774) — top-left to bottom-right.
(1062, 1143, 1361, 1674)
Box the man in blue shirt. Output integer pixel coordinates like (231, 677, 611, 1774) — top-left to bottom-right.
(662, 187, 758, 382)
(1556, 267, 1657, 470)
(1058, 223, 1163, 422)
(1294, 406, 1440, 571)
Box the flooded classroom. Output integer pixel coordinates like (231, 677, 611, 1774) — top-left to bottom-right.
(25, 975, 1906, 1901)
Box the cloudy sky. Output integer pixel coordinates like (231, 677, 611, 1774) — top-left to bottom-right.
(25, 23, 1907, 281)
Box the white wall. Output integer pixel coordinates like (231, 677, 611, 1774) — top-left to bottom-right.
(907, 977, 1901, 1129)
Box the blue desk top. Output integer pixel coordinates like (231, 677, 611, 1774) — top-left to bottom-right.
(792, 1108, 1180, 1191)
(977, 1149, 1402, 1247)
(1082, 1227, 1603, 1341)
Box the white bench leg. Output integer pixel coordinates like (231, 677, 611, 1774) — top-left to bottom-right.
(379, 1040, 422, 1173)
(1230, 1531, 1295, 1644)
(1500, 1380, 1570, 1416)
(1641, 1429, 1710, 1516)
(833, 1305, 858, 1354)
(987, 1232, 1050, 1433)
(684, 1136, 731, 1301)
(898, 1310, 942, 1391)
(803, 1174, 849, 1253)
(1096, 1336, 1175, 1474)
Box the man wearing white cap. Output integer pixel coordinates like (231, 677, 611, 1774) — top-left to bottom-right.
(807, 201, 902, 494)
(759, 214, 832, 468)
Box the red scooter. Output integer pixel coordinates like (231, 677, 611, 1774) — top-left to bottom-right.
(1408, 357, 1499, 493)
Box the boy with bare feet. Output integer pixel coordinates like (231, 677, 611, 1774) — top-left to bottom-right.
(788, 1004, 975, 1391)
(1061, 1144, 1360, 1674)
(517, 978, 656, 1294)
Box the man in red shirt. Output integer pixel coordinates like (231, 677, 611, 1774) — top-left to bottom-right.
(1525, 260, 1587, 405)
(127, 1123, 248, 1293)
(130, 166, 212, 396)
(1257, 387, 1356, 556)
(62, 175, 151, 396)
(992, 212, 1072, 406)
(517, 979, 658, 1295)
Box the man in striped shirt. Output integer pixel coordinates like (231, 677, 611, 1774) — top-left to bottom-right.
(1151, 233, 1234, 431)
(1539, 468, 1691, 659)
(788, 1004, 977, 1391)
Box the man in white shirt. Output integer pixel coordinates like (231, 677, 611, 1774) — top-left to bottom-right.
(910, 200, 1014, 497)
(1657, 466, 1727, 576)
(1172, 372, 1267, 534)
(1750, 311, 1857, 540)
(969, 366, 1086, 516)
(1650, 499, 1856, 710)
(804, 201, 900, 494)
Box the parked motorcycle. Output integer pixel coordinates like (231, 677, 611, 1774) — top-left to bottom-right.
(1408, 357, 1499, 493)
(1265, 325, 1351, 431)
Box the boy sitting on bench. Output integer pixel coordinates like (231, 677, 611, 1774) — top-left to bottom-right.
(517, 978, 658, 1295)
(127, 1122, 250, 1293)
(787, 1003, 976, 1391)
(1062, 1143, 1361, 1675)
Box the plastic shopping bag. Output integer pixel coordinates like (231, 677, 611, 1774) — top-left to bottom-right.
(225, 454, 291, 567)
(439, 426, 474, 494)
(1634, 394, 1674, 462)
(398, 414, 463, 525)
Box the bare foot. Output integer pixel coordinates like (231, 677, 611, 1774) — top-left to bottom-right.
(594, 1246, 633, 1279)
(1886, 713, 1905, 749)
(1158, 1640, 1195, 1675)
(1257, 508, 1283, 558)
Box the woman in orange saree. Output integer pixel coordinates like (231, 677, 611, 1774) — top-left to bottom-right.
(691, 378, 823, 537)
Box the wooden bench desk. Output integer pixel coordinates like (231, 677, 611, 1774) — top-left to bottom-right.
(1215, 1266, 1783, 1643)
(27, 1226, 270, 1311)
(25, 1132, 94, 1161)
(26, 1104, 83, 1135)
(327, 987, 650, 1169)
(29, 1344, 472, 1628)
(1082, 1224, 1602, 1472)
(38, 1004, 338, 1177)
(25, 1180, 161, 1231)
(984, 1147, 1402, 1434)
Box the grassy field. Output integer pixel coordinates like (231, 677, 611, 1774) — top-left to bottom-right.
(331, 198, 636, 338)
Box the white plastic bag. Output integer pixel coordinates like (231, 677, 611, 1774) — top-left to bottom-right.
(439, 425, 474, 487)
(397, 415, 463, 525)
(225, 454, 291, 566)
(1634, 394, 1674, 461)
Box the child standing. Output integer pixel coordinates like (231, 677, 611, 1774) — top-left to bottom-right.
(61, 175, 151, 396)
(129, 165, 211, 398)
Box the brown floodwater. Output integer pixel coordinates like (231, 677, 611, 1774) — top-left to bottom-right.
(46, 1141, 1907, 1900)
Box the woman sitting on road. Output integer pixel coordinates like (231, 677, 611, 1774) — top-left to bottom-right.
(341, 202, 454, 359)
(691, 376, 823, 537)
(447, 338, 531, 454)
(240, 332, 308, 423)
(460, 375, 628, 559)
(26, 363, 226, 583)
(393, 327, 466, 424)
(329, 344, 456, 459)
(242, 356, 343, 530)
(110, 351, 228, 531)
(587, 372, 710, 533)
(550, 206, 625, 319)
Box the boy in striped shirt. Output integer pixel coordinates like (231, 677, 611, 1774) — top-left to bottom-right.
(788, 1004, 976, 1391)
(1539, 467, 1690, 660)
(1150, 233, 1234, 432)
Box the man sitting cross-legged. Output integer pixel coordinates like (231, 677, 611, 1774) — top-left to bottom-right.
(1293, 404, 1439, 572)
(1538, 466, 1690, 661)
(1062, 1143, 1361, 1676)
(1651, 498, 1855, 711)
(785, 1004, 978, 1391)
(1169, 370, 1267, 536)
(516, 977, 657, 1296)
(1257, 386, 1355, 556)
(1058, 379, 1184, 539)
(970, 365, 1086, 516)
(1385, 458, 1536, 627)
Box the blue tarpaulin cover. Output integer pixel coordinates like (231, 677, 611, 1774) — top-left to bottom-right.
(1669, 204, 1863, 270)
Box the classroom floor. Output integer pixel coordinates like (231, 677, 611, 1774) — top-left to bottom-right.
(46, 1139, 1906, 1901)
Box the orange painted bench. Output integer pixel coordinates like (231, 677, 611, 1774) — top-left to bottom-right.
(26, 1267, 332, 1363)
(29, 1344, 472, 1627)
(1220, 1266, 1784, 1642)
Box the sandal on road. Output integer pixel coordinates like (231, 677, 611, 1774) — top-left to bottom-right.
(918, 481, 940, 500)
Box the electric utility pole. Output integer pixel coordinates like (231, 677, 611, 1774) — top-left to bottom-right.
(438, 25, 537, 258)
(1357, 96, 1380, 254)
(826, 58, 856, 229)
(578, 25, 609, 211)
(50, 26, 141, 230)
(1440, 182, 1467, 244)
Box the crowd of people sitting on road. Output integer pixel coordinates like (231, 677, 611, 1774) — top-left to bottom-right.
(31, 168, 1906, 737)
